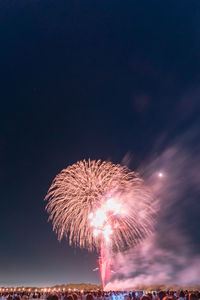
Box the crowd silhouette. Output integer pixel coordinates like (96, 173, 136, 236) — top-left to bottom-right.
(1, 289, 200, 300)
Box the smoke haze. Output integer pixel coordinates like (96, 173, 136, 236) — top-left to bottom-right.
(106, 125, 200, 290)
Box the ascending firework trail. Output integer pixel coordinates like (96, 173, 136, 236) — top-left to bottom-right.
(45, 159, 155, 289)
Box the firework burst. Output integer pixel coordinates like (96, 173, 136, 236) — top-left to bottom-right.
(45, 159, 155, 253)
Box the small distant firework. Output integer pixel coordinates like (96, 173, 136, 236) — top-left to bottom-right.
(45, 159, 155, 287)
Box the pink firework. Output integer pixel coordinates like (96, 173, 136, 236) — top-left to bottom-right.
(45, 159, 155, 287)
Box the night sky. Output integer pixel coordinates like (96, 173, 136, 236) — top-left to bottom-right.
(1, 0, 200, 287)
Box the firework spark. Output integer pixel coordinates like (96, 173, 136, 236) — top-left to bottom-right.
(45, 159, 155, 253)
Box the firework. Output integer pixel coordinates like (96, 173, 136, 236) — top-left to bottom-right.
(45, 159, 155, 287)
(45, 159, 155, 250)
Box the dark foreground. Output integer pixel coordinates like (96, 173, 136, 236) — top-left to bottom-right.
(1, 289, 200, 300)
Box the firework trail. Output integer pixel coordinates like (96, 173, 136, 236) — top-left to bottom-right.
(45, 159, 155, 287)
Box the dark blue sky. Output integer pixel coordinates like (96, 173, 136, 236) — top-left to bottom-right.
(0, 0, 200, 287)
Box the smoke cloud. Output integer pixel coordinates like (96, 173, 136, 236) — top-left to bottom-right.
(105, 125, 200, 290)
